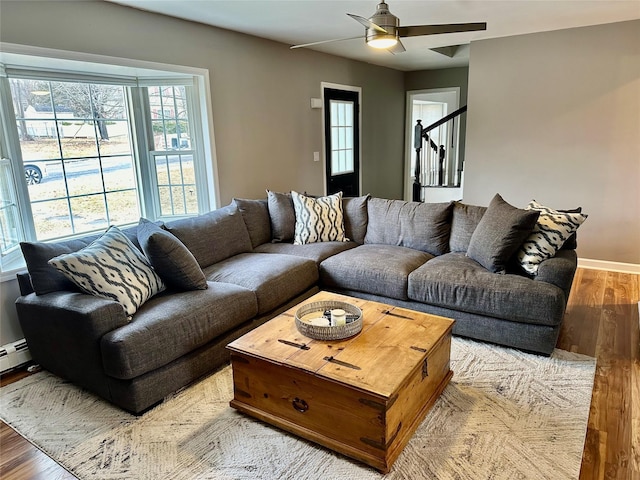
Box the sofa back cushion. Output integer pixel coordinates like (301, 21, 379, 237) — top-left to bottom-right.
(164, 204, 252, 268)
(232, 198, 272, 248)
(449, 201, 487, 252)
(364, 198, 453, 256)
(20, 226, 141, 295)
(343, 194, 370, 244)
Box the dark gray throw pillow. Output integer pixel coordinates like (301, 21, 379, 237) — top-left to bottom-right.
(466, 194, 540, 274)
(267, 190, 295, 243)
(233, 198, 271, 248)
(137, 218, 207, 291)
(343, 194, 370, 244)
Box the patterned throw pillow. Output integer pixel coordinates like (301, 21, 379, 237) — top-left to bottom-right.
(291, 191, 348, 245)
(517, 201, 588, 275)
(48, 226, 165, 316)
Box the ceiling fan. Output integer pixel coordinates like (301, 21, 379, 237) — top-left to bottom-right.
(291, 1, 487, 54)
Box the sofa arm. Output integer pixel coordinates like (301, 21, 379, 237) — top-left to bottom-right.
(15, 292, 129, 395)
(534, 249, 578, 300)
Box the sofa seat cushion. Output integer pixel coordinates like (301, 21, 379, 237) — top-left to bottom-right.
(254, 241, 358, 265)
(203, 253, 319, 314)
(320, 245, 432, 300)
(100, 282, 258, 380)
(407, 253, 566, 327)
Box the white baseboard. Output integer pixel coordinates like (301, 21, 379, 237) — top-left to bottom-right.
(578, 258, 640, 274)
(0, 339, 31, 373)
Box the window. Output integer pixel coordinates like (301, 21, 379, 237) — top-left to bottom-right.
(0, 53, 216, 273)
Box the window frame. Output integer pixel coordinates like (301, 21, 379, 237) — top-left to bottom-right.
(0, 46, 219, 277)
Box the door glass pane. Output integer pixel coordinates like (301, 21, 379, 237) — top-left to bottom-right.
(329, 100, 355, 175)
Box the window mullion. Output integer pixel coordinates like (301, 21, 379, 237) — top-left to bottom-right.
(128, 86, 158, 220)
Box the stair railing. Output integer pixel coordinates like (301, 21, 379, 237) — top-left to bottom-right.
(412, 105, 467, 202)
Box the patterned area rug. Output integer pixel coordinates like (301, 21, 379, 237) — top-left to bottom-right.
(0, 338, 595, 480)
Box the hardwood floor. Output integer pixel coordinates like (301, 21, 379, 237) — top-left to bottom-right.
(556, 269, 640, 480)
(0, 267, 638, 480)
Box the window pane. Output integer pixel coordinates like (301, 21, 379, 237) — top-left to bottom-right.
(99, 121, 132, 155)
(69, 194, 108, 232)
(60, 124, 98, 158)
(66, 158, 102, 196)
(18, 125, 61, 161)
(103, 156, 137, 192)
(106, 190, 139, 225)
(31, 199, 72, 239)
(158, 186, 173, 216)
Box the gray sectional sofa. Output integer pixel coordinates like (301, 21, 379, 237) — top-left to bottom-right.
(15, 193, 579, 413)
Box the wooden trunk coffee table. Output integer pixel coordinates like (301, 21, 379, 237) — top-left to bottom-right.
(227, 291, 454, 473)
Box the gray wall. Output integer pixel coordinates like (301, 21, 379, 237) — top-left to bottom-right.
(464, 20, 640, 264)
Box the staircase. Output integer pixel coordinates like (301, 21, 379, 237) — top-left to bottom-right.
(412, 105, 467, 202)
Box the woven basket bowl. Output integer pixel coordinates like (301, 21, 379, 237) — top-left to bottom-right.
(295, 300, 363, 341)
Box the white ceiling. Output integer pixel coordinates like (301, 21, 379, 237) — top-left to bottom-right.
(107, 0, 640, 71)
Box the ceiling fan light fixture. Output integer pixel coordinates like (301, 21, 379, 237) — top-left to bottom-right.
(365, 1, 399, 49)
(367, 35, 398, 49)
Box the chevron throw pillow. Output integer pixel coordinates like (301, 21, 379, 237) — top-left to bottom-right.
(517, 201, 587, 275)
(291, 191, 348, 245)
(49, 226, 165, 316)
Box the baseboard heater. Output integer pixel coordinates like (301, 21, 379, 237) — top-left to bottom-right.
(0, 339, 31, 373)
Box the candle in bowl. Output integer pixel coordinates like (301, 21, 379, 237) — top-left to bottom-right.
(331, 308, 346, 326)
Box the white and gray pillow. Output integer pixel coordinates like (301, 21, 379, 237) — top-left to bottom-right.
(517, 201, 587, 275)
(48, 226, 165, 316)
(291, 191, 348, 245)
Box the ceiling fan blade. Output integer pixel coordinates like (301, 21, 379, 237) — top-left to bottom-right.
(290, 35, 365, 49)
(398, 23, 487, 37)
(347, 13, 388, 33)
(388, 39, 406, 55)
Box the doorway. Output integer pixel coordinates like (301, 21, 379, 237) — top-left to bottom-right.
(323, 85, 361, 196)
(404, 88, 461, 202)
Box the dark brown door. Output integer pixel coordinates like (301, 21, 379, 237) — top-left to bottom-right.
(324, 88, 360, 196)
